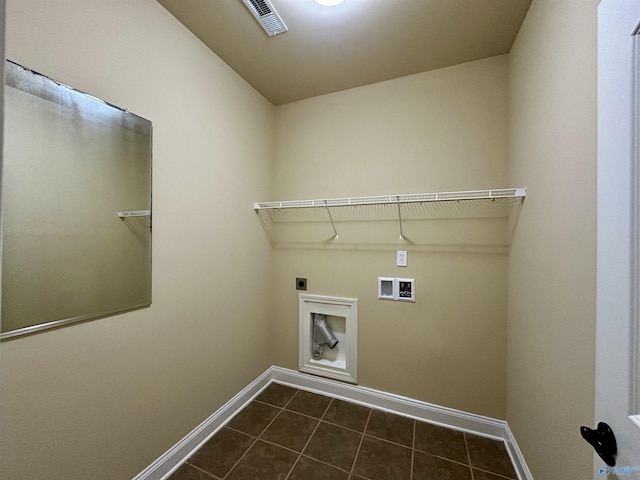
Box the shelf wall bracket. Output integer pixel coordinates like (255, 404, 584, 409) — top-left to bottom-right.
(324, 200, 339, 240)
(117, 210, 151, 218)
(396, 196, 404, 240)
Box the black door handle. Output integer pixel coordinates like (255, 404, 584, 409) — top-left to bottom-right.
(580, 422, 617, 467)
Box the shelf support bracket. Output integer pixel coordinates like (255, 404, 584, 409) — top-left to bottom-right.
(117, 210, 151, 218)
(396, 196, 404, 240)
(324, 200, 339, 240)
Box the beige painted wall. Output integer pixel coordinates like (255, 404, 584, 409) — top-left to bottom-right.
(274, 56, 509, 199)
(271, 57, 510, 418)
(507, 0, 597, 478)
(0, 1, 274, 479)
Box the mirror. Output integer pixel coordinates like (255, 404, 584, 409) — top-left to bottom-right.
(1, 60, 152, 339)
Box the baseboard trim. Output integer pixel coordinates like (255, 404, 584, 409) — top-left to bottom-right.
(505, 423, 535, 480)
(134, 366, 533, 480)
(270, 366, 506, 439)
(132, 368, 272, 480)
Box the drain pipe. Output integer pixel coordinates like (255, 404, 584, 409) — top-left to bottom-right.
(312, 313, 338, 358)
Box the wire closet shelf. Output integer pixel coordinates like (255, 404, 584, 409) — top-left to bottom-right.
(254, 188, 526, 244)
(254, 188, 525, 210)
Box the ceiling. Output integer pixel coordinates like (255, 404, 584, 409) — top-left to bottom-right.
(156, 0, 532, 106)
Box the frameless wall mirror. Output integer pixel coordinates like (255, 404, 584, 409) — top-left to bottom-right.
(0, 60, 152, 339)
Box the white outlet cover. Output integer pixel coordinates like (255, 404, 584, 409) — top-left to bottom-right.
(396, 250, 407, 267)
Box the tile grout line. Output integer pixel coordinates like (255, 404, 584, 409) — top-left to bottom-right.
(299, 453, 353, 475)
(224, 425, 259, 438)
(360, 432, 414, 451)
(221, 435, 260, 479)
(280, 389, 299, 411)
(270, 389, 304, 480)
(464, 432, 475, 480)
(316, 394, 334, 424)
(462, 433, 517, 479)
(410, 419, 416, 480)
(282, 453, 302, 480)
(221, 392, 292, 480)
(283, 394, 334, 480)
(472, 466, 518, 480)
(348, 407, 373, 477)
(412, 449, 476, 470)
(183, 462, 222, 480)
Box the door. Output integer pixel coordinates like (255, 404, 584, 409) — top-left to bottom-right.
(596, 1, 640, 477)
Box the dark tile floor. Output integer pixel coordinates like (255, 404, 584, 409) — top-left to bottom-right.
(169, 383, 518, 480)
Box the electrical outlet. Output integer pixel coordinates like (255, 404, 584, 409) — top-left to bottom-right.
(396, 250, 407, 267)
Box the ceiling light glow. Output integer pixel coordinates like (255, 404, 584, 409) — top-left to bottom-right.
(314, 0, 345, 6)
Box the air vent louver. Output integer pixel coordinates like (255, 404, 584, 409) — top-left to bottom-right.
(241, 0, 288, 37)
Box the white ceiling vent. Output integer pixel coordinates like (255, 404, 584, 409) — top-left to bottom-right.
(241, 0, 288, 37)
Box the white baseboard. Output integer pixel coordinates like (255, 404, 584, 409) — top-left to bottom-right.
(505, 423, 535, 480)
(133, 366, 533, 480)
(132, 368, 272, 480)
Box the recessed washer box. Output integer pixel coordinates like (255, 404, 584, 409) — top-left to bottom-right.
(378, 277, 395, 300)
(378, 277, 415, 302)
(299, 294, 358, 384)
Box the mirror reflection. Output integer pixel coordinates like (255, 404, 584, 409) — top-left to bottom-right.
(1, 60, 152, 339)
